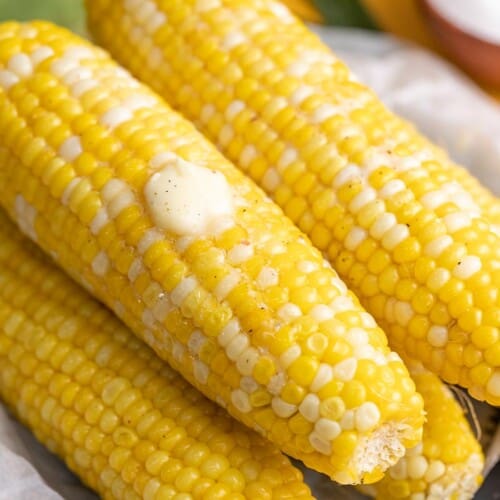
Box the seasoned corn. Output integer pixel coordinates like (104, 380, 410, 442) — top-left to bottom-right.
(0, 22, 424, 482)
(0, 210, 313, 500)
(87, 0, 500, 405)
(359, 362, 484, 500)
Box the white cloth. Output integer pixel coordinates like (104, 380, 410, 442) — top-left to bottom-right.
(1, 27, 499, 499)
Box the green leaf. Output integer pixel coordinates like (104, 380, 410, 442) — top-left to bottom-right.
(0, 0, 86, 34)
(313, 0, 378, 29)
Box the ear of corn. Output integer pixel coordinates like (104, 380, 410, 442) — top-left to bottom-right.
(0, 210, 313, 500)
(0, 21, 424, 483)
(86, 0, 500, 405)
(358, 361, 483, 500)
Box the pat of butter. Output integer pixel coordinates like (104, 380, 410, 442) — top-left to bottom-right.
(145, 157, 234, 236)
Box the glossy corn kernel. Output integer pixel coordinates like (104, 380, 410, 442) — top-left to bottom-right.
(0, 22, 423, 482)
(0, 211, 313, 500)
(87, 0, 500, 405)
(358, 362, 483, 500)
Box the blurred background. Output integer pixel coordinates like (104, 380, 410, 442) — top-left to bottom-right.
(0, 0, 85, 34)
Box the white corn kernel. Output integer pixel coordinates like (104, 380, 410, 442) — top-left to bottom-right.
(309, 432, 331, 455)
(278, 147, 298, 169)
(91, 251, 109, 277)
(297, 260, 316, 273)
(333, 164, 361, 189)
(290, 85, 314, 106)
(424, 460, 446, 482)
(187, 330, 206, 355)
(226, 334, 250, 361)
(370, 213, 397, 239)
(30, 46, 54, 66)
(427, 325, 448, 348)
(346, 328, 369, 348)
(309, 304, 334, 322)
(405, 442, 423, 457)
(355, 402, 380, 431)
(382, 224, 410, 250)
(277, 303, 301, 322)
(427, 268, 451, 292)
(272, 397, 297, 418)
(344, 226, 367, 251)
(214, 270, 240, 301)
(14, 195, 37, 242)
(170, 276, 197, 306)
(407, 456, 428, 479)
(379, 179, 405, 199)
(349, 188, 376, 213)
(389, 458, 408, 480)
(193, 360, 209, 384)
(453, 255, 482, 280)
(257, 266, 279, 288)
(218, 318, 240, 347)
(425, 235, 453, 258)
(8, 53, 33, 78)
(239, 144, 257, 168)
(59, 136, 82, 162)
(420, 190, 447, 210)
(487, 371, 500, 397)
(231, 389, 251, 413)
(310, 364, 333, 392)
(394, 301, 414, 326)
(100, 106, 133, 129)
(332, 358, 357, 382)
(444, 212, 472, 232)
(315, 418, 341, 440)
(225, 100, 245, 119)
(261, 168, 281, 191)
(62, 66, 92, 85)
(340, 410, 354, 430)
(240, 376, 258, 393)
(228, 243, 254, 264)
(137, 229, 162, 254)
(236, 347, 259, 376)
(280, 345, 301, 368)
(299, 394, 320, 422)
(71, 78, 98, 98)
(0, 70, 19, 90)
(312, 103, 339, 124)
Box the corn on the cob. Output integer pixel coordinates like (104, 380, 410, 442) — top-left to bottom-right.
(86, 0, 500, 405)
(0, 22, 424, 483)
(0, 211, 313, 500)
(358, 362, 483, 500)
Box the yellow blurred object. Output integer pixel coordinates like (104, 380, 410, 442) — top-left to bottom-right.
(281, 0, 323, 23)
(360, 0, 440, 51)
(282, 0, 499, 98)
(282, 0, 438, 50)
